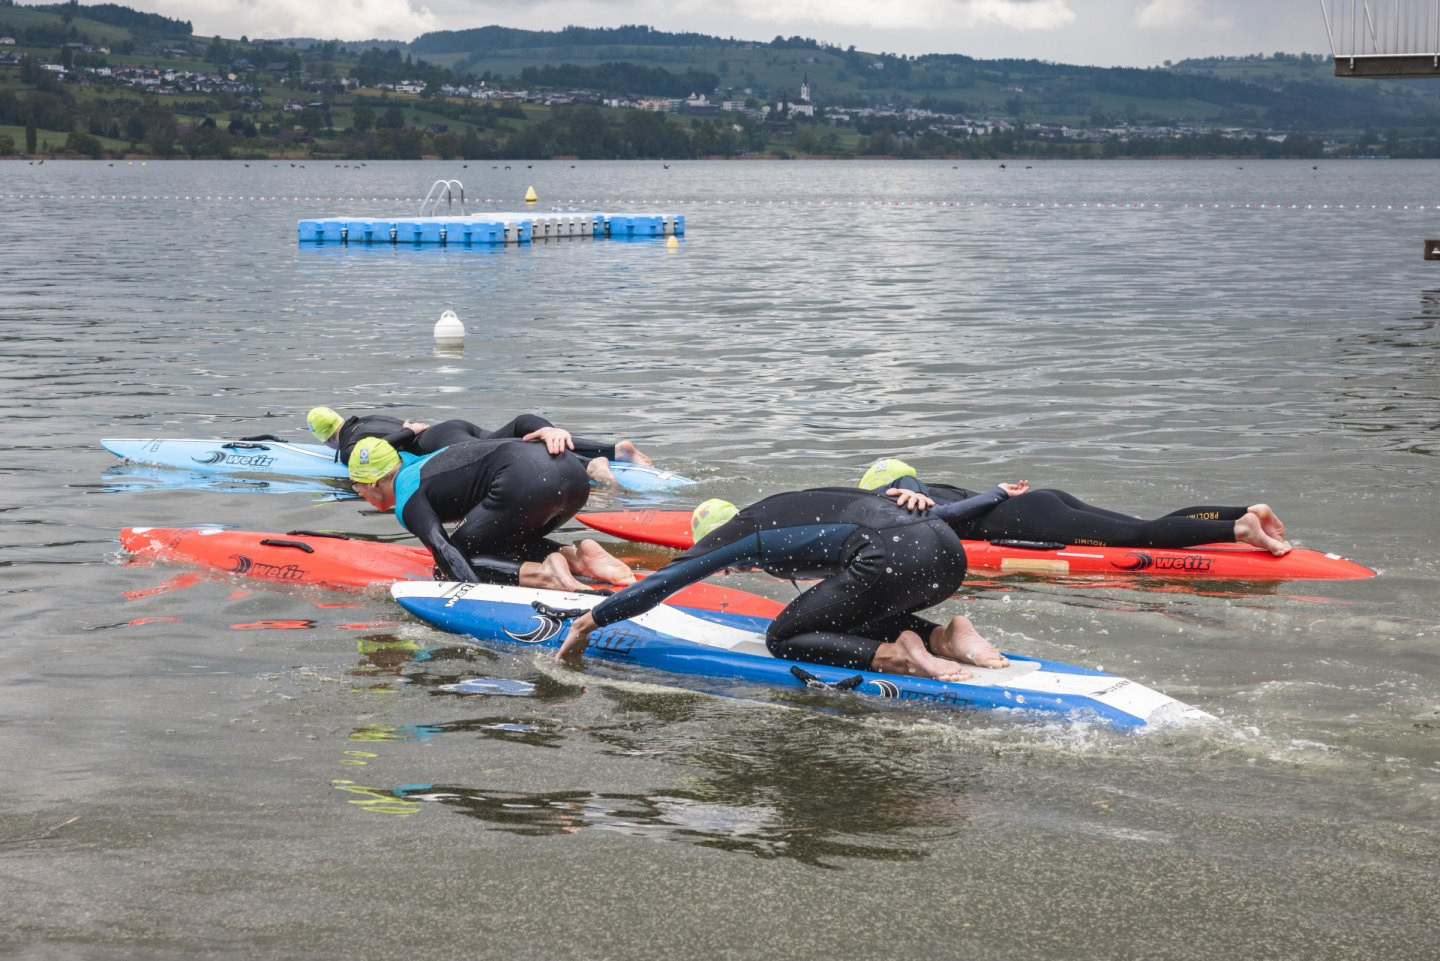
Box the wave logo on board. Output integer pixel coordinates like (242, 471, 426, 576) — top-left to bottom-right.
(192, 451, 278, 468)
(226, 553, 305, 580)
(863, 677, 973, 707)
(505, 613, 565, 644)
(1114, 551, 1212, 573)
(867, 679, 901, 698)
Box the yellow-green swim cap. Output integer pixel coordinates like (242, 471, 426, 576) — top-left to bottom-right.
(859, 457, 917, 490)
(690, 498, 738, 544)
(348, 438, 401, 484)
(308, 405, 343, 442)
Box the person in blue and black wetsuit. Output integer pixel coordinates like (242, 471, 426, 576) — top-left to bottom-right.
(557, 481, 1028, 681)
(346, 435, 635, 591)
(858, 458, 1291, 555)
(308, 406, 652, 485)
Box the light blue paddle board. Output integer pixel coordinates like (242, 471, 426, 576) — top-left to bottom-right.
(102, 438, 697, 492)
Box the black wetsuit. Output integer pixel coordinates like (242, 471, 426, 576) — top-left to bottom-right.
(880, 477, 1247, 549)
(589, 486, 1011, 670)
(332, 412, 618, 466)
(394, 439, 590, 584)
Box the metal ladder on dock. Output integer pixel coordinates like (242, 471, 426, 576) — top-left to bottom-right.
(419, 180, 465, 216)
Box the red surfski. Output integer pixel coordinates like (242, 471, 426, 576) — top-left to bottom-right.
(576, 511, 1375, 582)
(119, 527, 785, 617)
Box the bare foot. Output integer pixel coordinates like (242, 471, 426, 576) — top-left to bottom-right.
(615, 440, 653, 466)
(586, 457, 617, 485)
(520, 553, 584, 591)
(930, 616, 1009, 669)
(1246, 503, 1285, 539)
(870, 630, 971, 681)
(562, 539, 636, 586)
(1234, 513, 1291, 556)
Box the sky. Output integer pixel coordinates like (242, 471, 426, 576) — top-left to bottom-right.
(45, 0, 1338, 68)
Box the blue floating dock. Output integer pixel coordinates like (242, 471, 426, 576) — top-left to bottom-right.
(298, 211, 684, 246)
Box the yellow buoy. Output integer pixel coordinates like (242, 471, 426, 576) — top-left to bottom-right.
(666, 235, 680, 249)
(524, 186, 538, 203)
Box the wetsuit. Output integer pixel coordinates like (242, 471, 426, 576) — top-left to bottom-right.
(588, 486, 1011, 671)
(391, 438, 590, 584)
(877, 477, 1247, 549)
(331, 412, 619, 465)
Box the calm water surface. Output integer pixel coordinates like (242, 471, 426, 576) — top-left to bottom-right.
(2, 159, 1437, 960)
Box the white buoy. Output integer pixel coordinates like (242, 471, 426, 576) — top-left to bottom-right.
(433, 309, 465, 347)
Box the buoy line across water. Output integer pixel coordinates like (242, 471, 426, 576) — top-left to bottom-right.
(4, 194, 1439, 211)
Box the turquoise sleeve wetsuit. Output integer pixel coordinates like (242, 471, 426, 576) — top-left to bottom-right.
(395, 439, 590, 583)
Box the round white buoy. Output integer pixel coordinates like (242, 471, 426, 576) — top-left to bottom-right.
(433, 309, 465, 347)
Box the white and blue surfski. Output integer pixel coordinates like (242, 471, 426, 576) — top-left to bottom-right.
(101, 438, 696, 493)
(102, 438, 345, 477)
(390, 581, 1215, 729)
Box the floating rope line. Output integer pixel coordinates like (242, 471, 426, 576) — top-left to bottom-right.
(1, 195, 1437, 210)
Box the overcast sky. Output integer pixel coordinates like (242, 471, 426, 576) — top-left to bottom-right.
(54, 1, 1338, 68)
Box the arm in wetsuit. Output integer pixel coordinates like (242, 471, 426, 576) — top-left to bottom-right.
(589, 536, 759, 628)
(863, 474, 1010, 526)
(931, 487, 1011, 525)
(488, 414, 618, 460)
(398, 488, 480, 583)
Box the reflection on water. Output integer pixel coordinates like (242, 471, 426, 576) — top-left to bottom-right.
(96, 463, 357, 499)
(329, 684, 979, 868)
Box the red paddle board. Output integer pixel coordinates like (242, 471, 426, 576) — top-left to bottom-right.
(119, 527, 786, 617)
(576, 511, 1376, 582)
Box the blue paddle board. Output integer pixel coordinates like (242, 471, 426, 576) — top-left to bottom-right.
(102, 438, 345, 477)
(390, 581, 1215, 729)
(102, 438, 696, 493)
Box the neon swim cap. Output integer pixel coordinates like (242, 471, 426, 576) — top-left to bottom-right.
(691, 498, 738, 543)
(349, 438, 401, 484)
(859, 457, 917, 490)
(308, 406, 343, 442)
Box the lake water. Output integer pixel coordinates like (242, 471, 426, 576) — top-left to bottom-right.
(2, 159, 1437, 960)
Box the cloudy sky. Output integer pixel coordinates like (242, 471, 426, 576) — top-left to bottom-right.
(61, 0, 1337, 67)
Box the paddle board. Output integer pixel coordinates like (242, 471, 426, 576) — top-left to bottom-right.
(102, 438, 696, 493)
(391, 580, 1214, 729)
(119, 526, 784, 617)
(576, 510, 1376, 582)
(103, 438, 344, 477)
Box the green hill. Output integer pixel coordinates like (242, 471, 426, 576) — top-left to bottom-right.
(397, 25, 1440, 131)
(4, 3, 1440, 161)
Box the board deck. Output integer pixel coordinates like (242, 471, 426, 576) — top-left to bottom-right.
(391, 580, 1215, 729)
(119, 526, 784, 617)
(103, 438, 343, 477)
(102, 438, 695, 493)
(576, 510, 1376, 582)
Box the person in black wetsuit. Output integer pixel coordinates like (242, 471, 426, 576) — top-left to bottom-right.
(346, 436, 635, 591)
(307, 406, 652, 485)
(857, 458, 1291, 555)
(557, 481, 1027, 680)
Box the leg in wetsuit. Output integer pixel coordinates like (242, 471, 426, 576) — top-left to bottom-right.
(446, 443, 591, 584)
(951, 489, 1248, 549)
(766, 518, 968, 670)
